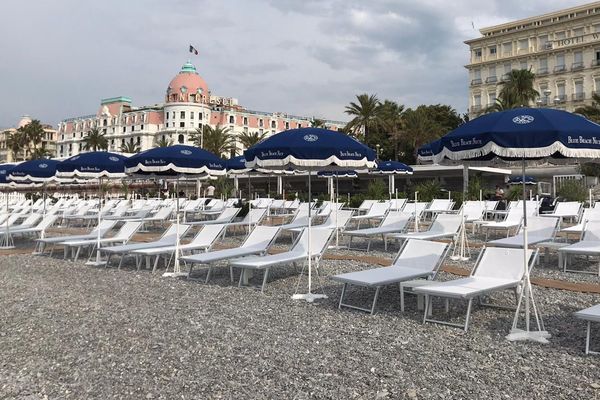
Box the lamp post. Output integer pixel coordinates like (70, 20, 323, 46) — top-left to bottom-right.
(375, 144, 381, 159)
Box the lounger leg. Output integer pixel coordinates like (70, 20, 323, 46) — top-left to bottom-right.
(399, 283, 405, 312)
(586, 321, 591, 355)
(117, 255, 124, 270)
(338, 283, 348, 310)
(152, 256, 160, 273)
(422, 295, 430, 324)
(205, 266, 213, 284)
(367, 238, 372, 252)
(229, 265, 234, 282)
(74, 247, 81, 262)
(464, 299, 473, 332)
(261, 268, 270, 293)
(370, 287, 381, 315)
(188, 262, 195, 278)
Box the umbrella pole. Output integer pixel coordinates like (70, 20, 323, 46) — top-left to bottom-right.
(1, 190, 14, 249)
(506, 158, 550, 343)
(164, 177, 183, 277)
(414, 191, 419, 232)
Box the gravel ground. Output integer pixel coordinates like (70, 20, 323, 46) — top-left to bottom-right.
(1, 231, 600, 399)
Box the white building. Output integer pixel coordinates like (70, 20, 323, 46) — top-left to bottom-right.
(56, 61, 346, 158)
(466, 2, 600, 118)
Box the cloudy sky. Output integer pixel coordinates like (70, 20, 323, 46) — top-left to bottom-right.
(0, 0, 589, 128)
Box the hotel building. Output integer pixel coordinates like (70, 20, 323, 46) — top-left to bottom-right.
(55, 61, 346, 158)
(466, 2, 600, 118)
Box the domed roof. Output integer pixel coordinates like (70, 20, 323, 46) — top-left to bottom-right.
(166, 61, 209, 103)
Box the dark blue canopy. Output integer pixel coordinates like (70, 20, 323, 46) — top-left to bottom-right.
(125, 145, 226, 176)
(8, 159, 61, 183)
(225, 155, 248, 172)
(508, 176, 536, 185)
(422, 108, 600, 163)
(417, 139, 441, 163)
(0, 163, 15, 187)
(317, 170, 358, 178)
(57, 151, 128, 179)
(244, 128, 377, 170)
(372, 160, 413, 174)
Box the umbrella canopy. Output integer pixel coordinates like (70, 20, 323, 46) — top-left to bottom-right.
(8, 159, 61, 183)
(225, 155, 250, 174)
(0, 164, 15, 187)
(125, 145, 226, 176)
(417, 140, 440, 163)
(56, 151, 128, 179)
(372, 160, 413, 175)
(317, 170, 358, 178)
(508, 175, 536, 185)
(244, 128, 377, 170)
(425, 108, 600, 163)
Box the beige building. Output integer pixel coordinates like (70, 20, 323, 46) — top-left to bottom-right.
(0, 116, 57, 163)
(466, 2, 600, 118)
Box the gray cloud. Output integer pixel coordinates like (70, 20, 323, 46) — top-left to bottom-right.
(0, 0, 588, 128)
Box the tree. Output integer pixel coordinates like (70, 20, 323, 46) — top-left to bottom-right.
(497, 69, 539, 109)
(6, 129, 28, 161)
(238, 130, 267, 150)
(378, 100, 405, 160)
(154, 136, 173, 147)
(120, 141, 141, 153)
(310, 118, 326, 128)
(190, 125, 235, 156)
(344, 93, 382, 145)
(398, 106, 446, 164)
(82, 128, 108, 151)
(29, 147, 53, 160)
(575, 92, 600, 123)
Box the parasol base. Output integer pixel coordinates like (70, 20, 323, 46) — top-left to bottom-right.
(291, 293, 328, 303)
(162, 271, 188, 278)
(506, 328, 551, 343)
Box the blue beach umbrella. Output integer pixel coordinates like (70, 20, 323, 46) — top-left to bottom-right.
(417, 139, 441, 164)
(125, 145, 226, 277)
(8, 159, 61, 183)
(421, 107, 600, 342)
(372, 160, 413, 198)
(508, 176, 536, 185)
(0, 163, 15, 188)
(244, 128, 377, 302)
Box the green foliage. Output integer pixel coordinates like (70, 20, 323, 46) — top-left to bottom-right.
(366, 179, 388, 200)
(484, 69, 539, 114)
(579, 162, 600, 177)
(466, 174, 492, 200)
(154, 136, 173, 147)
(557, 180, 587, 202)
(191, 125, 235, 157)
(238, 130, 267, 149)
(411, 180, 442, 202)
(120, 141, 141, 153)
(575, 92, 600, 123)
(505, 186, 523, 201)
(213, 177, 233, 198)
(348, 193, 367, 209)
(82, 127, 108, 151)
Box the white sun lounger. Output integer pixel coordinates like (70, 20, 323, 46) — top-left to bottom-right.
(99, 223, 192, 269)
(562, 208, 600, 235)
(343, 212, 412, 251)
(222, 208, 268, 235)
(414, 247, 536, 332)
(477, 207, 523, 239)
(421, 199, 455, 220)
(287, 210, 354, 235)
(186, 207, 241, 226)
(230, 227, 334, 292)
(182, 225, 282, 283)
(574, 304, 600, 355)
(351, 202, 390, 227)
(3, 214, 59, 240)
(331, 239, 449, 314)
(540, 201, 582, 224)
(131, 223, 227, 272)
(60, 220, 144, 261)
(487, 216, 559, 248)
(558, 220, 600, 275)
(385, 213, 462, 249)
(34, 219, 118, 256)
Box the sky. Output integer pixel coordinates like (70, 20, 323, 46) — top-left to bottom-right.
(0, 0, 591, 128)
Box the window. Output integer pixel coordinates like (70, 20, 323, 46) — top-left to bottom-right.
(488, 92, 496, 105)
(556, 82, 566, 102)
(538, 58, 548, 74)
(229, 115, 234, 124)
(489, 45, 496, 55)
(178, 134, 184, 144)
(486, 65, 496, 83)
(298, 123, 302, 128)
(502, 42, 512, 55)
(123, 127, 126, 133)
(259, 128, 263, 134)
(573, 27, 584, 37)
(140, 124, 144, 130)
(131, 126, 134, 132)
(179, 122, 185, 128)
(198, 123, 202, 129)
(573, 51, 584, 70)
(538, 35, 548, 48)
(555, 31, 566, 40)
(285, 122, 290, 129)
(520, 59, 528, 70)
(243, 117, 248, 125)
(271, 120, 276, 128)
(474, 48, 482, 57)
(166, 122, 169, 128)
(103, 119, 107, 126)
(136, 136, 141, 144)
(555, 53, 565, 72)
(259, 119, 263, 127)
(595, 77, 600, 94)
(180, 111, 185, 119)
(190, 112, 194, 120)
(518, 38, 528, 51)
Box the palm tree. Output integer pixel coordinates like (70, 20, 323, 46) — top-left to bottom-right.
(378, 100, 405, 159)
(6, 129, 28, 161)
(23, 120, 47, 159)
(29, 147, 52, 160)
(310, 118, 326, 128)
(82, 128, 108, 151)
(238, 130, 267, 150)
(498, 69, 539, 108)
(190, 125, 235, 156)
(154, 136, 173, 147)
(120, 141, 141, 153)
(344, 93, 381, 143)
(575, 92, 600, 123)
(399, 107, 445, 163)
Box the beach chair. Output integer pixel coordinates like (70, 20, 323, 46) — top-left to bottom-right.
(331, 239, 449, 314)
(385, 213, 462, 250)
(222, 208, 267, 235)
(413, 247, 536, 332)
(574, 304, 600, 355)
(561, 207, 600, 235)
(350, 202, 390, 228)
(182, 225, 281, 283)
(60, 220, 143, 261)
(187, 207, 240, 225)
(3, 214, 58, 240)
(557, 220, 600, 275)
(487, 216, 559, 248)
(477, 207, 523, 239)
(287, 210, 354, 235)
(540, 201, 582, 225)
(98, 223, 192, 269)
(131, 223, 227, 273)
(388, 198, 408, 211)
(343, 212, 412, 251)
(230, 227, 334, 293)
(421, 199, 455, 220)
(34, 219, 118, 256)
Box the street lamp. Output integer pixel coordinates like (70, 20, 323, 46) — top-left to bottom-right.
(375, 144, 381, 159)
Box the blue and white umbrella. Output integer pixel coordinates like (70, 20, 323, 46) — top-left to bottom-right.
(244, 128, 377, 302)
(417, 140, 441, 164)
(420, 107, 600, 343)
(0, 164, 15, 249)
(508, 175, 536, 185)
(126, 145, 226, 277)
(8, 159, 61, 183)
(56, 151, 128, 265)
(372, 160, 413, 198)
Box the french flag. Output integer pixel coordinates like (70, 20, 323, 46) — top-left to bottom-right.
(189, 45, 199, 55)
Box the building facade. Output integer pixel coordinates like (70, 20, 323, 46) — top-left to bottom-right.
(56, 61, 346, 158)
(466, 2, 600, 118)
(0, 116, 57, 163)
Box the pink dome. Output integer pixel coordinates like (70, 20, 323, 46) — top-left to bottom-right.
(166, 61, 209, 103)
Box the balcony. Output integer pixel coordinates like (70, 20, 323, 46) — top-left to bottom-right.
(572, 62, 584, 71)
(536, 97, 549, 106)
(592, 59, 600, 68)
(500, 73, 511, 82)
(555, 94, 567, 103)
(536, 67, 549, 76)
(471, 78, 482, 86)
(485, 76, 497, 84)
(554, 65, 567, 73)
(572, 92, 585, 102)
(470, 105, 482, 113)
